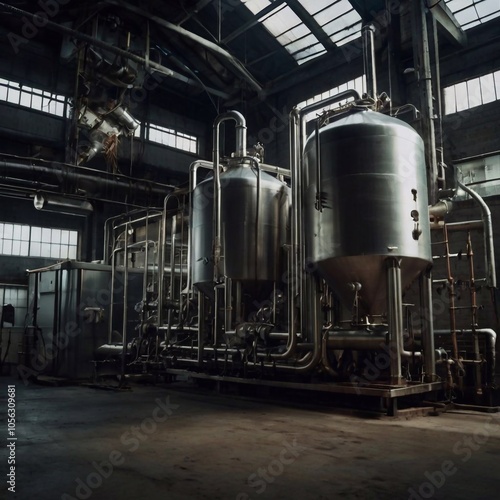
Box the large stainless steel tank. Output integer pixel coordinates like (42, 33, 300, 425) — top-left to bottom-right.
(192, 160, 290, 296)
(304, 109, 432, 316)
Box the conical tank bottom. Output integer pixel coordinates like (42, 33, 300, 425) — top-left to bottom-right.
(316, 255, 429, 316)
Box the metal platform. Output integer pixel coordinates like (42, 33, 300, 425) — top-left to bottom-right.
(164, 369, 445, 399)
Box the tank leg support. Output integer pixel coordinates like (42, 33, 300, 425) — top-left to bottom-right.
(387, 258, 405, 385)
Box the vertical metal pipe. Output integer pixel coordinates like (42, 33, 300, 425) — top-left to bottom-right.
(420, 267, 436, 382)
(255, 163, 261, 280)
(362, 24, 377, 100)
(466, 230, 481, 392)
(165, 214, 177, 345)
(444, 224, 459, 360)
(235, 280, 242, 324)
(159, 194, 177, 326)
(289, 110, 300, 346)
(212, 111, 247, 283)
(411, 0, 438, 204)
(213, 285, 221, 346)
(197, 290, 205, 367)
(179, 203, 186, 315)
(108, 248, 116, 344)
(121, 223, 129, 385)
(387, 258, 404, 385)
(142, 214, 150, 325)
(185, 161, 213, 295)
(224, 277, 232, 333)
(314, 119, 322, 212)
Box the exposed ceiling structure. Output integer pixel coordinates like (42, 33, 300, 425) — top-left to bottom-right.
(0, 0, 498, 191)
(2, 0, 496, 109)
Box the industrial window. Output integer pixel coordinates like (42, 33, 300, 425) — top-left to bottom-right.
(444, 0, 500, 30)
(298, 75, 366, 121)
(443, 70, 500, 114)
(0, 78, 66, 117)
(0, 286, 28, 327)
(147, 123, 198, 154)
(0, 223, 78, 260)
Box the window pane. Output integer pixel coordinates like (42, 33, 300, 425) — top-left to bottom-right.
(444, 86, 457, 114)
(4, 224, 13, 238)
(51, 229, 61, 244)
(3, 240, 12, 255)
(69, 231, 78, 245)
(21, 225, 30, 240)
(467, 78, 482, 108)
(480, 73, 496, 104)
(7, 88, 20, 104)
(54, 100, 64, 117)
(12, 240, 20, 255)
(40, 243, 51, 257)
(494, 71, 500, 97)
(31, 93, 42, 111)
(68, 246, 77, 259)
(20, 241, 29, 255)
(31, 227, 41, 241)
(30, 242, 41, 257)
(455, 81, 469, 112)
(12, 224, 21, 240)
(20, 91, 31, 108)
(41, 228, 51, 243)
(50, 245, 60, 259)
(61, 230, 69, 245)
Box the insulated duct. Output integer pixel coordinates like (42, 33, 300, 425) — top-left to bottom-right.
(0, 159, 174, 202)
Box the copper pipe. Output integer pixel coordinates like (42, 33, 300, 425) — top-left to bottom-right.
(444, 224, 459, 360)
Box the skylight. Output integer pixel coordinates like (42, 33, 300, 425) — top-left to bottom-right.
(299, 0, 362, 46)
(445, 0, 500, 30)
(242, 1, 363, 64)
(243, 1, 326, 64)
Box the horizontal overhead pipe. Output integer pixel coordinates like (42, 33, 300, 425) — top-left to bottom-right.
(0, 159, 173, 200)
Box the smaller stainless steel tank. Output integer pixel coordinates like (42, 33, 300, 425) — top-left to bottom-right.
(304, 108, 432, 316)
(192, 160, 290, 296)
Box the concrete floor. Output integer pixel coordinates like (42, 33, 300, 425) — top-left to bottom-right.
(1, 376, 500, 500)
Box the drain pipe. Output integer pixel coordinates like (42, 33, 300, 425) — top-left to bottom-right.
(457, 181, 497, 288)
